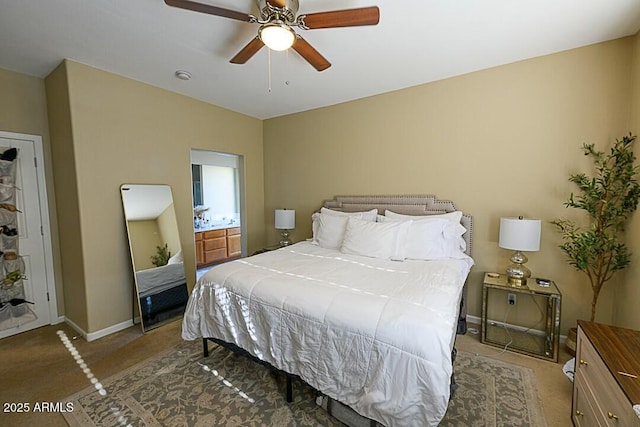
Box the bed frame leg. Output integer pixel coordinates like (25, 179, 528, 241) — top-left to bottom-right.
(450, 346, 458, 398)
(202, 338, 209, 357)
(286, 374, 293, 402)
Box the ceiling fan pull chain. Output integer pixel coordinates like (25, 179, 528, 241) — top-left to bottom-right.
(268, 48, 272, 93)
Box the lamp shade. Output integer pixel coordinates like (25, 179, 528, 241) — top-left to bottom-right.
(259, 23, 295, 51)
(275, 209, 295, 229)
(499, 217, 541, 251)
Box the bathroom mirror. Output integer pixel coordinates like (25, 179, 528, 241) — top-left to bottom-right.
(120, 184, 189, 332)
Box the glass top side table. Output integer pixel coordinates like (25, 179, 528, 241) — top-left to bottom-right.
(481, 272, 562, 362)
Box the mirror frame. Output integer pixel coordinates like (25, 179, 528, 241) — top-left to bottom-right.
(120, 184, 188, 332)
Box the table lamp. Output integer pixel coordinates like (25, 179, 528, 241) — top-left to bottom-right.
(275, 209, 295, 246)
(499, 216, 541, 286)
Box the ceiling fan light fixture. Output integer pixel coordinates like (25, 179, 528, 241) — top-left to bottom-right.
(259, 22, 295, 51)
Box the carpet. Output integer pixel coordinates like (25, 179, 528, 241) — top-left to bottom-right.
(63, 341, 547, 427)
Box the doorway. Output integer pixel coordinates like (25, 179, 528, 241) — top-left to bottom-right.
(190, 150, 245, 279)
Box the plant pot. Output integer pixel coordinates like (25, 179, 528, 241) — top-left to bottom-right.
(566, 327, 577, 356)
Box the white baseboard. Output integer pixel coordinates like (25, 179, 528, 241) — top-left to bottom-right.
(63, 317, 87, 340)
(466, 314, 567, 344)
(63, 317, 134, 342)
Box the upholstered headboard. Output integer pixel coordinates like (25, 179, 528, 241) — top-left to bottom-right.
(322, 194, 473, 257)
(321, 194, 474, 335)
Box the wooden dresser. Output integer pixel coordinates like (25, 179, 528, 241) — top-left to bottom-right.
(573, 320, 640, 426)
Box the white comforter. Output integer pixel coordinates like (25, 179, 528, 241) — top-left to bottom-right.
(182, 241, 473, 426)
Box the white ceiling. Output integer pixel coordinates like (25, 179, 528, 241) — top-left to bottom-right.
(1, 0, 640, 120)
(121, 184, 173, 221)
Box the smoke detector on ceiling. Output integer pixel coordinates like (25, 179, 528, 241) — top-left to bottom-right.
(174, 70, 192, 81)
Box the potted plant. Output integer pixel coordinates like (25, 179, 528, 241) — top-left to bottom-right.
(552, 134, 640, 350)
(151, 243, 171, 267)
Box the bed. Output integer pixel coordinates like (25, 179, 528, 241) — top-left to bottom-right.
(136, 261, 188, 325)
(136, 262, 186, 298)
(182, 195, 474, 426)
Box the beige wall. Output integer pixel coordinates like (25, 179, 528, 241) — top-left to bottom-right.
(0, 67, 65, 318)
(127, 220, 162, 271)
(127, 206, 181, 272)
(46, 60, 264, 334)
(0, 68, 49, 135)
(157, 203, 181, 258)
(264, 37, 636, 335)
(46, 62, 89, 331)
(618, 33, 640, 330)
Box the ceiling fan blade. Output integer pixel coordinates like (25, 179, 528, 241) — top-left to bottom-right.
(164, 0, 253, 22)
(292, 36, 331, 72)
(230, 37, 265, 64)
(300, 6, 380, 29)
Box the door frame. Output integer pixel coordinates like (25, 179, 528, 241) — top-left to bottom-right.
(190, 150, 246, 263)
(0, 131, 58, 325)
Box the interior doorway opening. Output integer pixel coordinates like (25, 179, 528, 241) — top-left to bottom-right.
(190, 150, 245, 279)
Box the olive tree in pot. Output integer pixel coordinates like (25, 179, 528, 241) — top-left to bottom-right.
(552, 134, 640, 353)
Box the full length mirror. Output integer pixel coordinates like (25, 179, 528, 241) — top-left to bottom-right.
(121, 184, 188, 332)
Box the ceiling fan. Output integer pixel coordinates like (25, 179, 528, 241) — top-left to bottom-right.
(164, 0, 380, 71)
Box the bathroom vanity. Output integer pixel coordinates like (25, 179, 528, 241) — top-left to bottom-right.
(195, 225, 241, 268)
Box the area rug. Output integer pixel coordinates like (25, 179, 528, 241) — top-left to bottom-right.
(63, 341, 546, 427)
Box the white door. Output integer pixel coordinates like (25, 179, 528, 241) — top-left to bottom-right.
(0, 132, 56, 339)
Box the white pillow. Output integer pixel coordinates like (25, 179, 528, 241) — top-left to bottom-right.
(167, 250, 183, 264)
(321, 207, 378, 221)
(341, 216, 411, 260)
(445, 227, 467, 256)
(383, 215, 467, 260)
(384, 209, 463, 225)
(312, 208, 378, 243)
(405, 218, 450, 260)
(314, 213, 351, 249)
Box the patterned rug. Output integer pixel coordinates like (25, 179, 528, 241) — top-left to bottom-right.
(63, 341, 546, 427)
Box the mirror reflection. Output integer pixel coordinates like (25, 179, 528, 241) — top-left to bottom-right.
(121, 184, 188, 332)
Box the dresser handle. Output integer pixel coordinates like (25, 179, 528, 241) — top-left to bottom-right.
(575, 410, 583, 416)
(579, 359, 588, 366)
(607, 411, 619, 420)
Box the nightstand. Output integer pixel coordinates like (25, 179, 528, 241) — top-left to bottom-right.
(481, 272, 562, 362)
(252, 244, 285, 255)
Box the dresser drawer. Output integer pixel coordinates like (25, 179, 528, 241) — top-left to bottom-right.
(598, 387, 640, 426)
(204, 229, 226, 239)
(204, 237, 226, 251)
(576, 329, 612, 390)
(573, 374, 604, 427)
(226, 227, 241, 236)
(204, 248, 227, 263)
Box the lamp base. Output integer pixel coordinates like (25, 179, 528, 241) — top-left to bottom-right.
(506, 250, 531, 287)
(506, 274, 528, 287)
(279, 230, 291, 247)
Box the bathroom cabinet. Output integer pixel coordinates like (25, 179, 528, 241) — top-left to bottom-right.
(196, 226, 241, 268)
